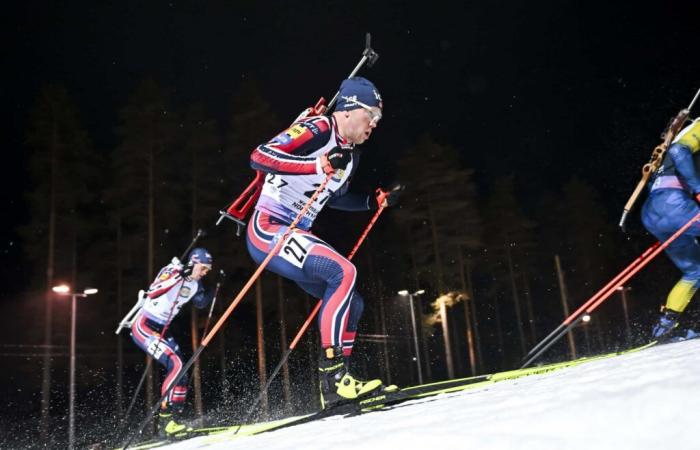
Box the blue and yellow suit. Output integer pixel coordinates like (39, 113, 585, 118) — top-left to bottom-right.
(642, 119, 700, 314)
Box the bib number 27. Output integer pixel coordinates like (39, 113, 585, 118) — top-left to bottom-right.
(280, 233, 313, 269)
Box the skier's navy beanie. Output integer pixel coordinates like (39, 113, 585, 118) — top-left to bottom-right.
(335, 77, 383, 111)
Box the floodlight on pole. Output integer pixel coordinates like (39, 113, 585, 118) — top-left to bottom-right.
(52, 285, 70, 294)
(398, 289, 425, 384)
(51, 284, 98, 450)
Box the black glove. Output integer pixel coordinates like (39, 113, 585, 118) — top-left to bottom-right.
(181, 263, 194, 278)
(374, 183, 405, 208)
(321, 147, 352, 174)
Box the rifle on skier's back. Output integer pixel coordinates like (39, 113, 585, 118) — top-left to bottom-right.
(215, 33, 379, 236)
(618, 88, 700, 232)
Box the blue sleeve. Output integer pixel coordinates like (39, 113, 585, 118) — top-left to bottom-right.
(668, 143, 700, 194)
(328, 192, 372, 211)
(191, 283, 213, 309)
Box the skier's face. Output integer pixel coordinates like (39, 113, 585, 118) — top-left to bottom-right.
(190, 263, 211, 281)
(345, 106, 381, 144)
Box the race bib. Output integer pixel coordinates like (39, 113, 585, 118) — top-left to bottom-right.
(147, 338, 166, 359)
(279, 231, 315, 269)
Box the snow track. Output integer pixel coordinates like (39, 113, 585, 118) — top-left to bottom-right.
(160, 339, 700, 450)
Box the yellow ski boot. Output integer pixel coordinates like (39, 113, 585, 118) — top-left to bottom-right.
(319, 347, 384, 409)
(158, 411, 193, 439)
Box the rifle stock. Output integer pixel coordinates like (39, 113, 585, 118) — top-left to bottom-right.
(618, 91, 698, 231)
(215, 34, 378, 234)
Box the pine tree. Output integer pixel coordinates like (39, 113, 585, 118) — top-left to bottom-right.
(481, 175, 537, 363)
(21, 84, 94, 444)
(111, 78, 180, 418)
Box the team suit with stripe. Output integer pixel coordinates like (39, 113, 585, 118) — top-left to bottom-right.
(130, 260, 213, 412)
(642, 118, 700, 339)
(246, 76, 397, 407)
(246, 114, 372, 357)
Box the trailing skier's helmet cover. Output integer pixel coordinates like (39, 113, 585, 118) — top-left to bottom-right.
(188, 248, 213, 267)
(336, 77, 383, 112)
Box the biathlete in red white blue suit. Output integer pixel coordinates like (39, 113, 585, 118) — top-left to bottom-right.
(246, 77, 401, 408)
(130, 248, 213, 437)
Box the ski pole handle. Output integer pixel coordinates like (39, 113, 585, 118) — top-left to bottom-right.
(201, 278, 223, 340)
(180, 228, 206, 262)
(327, 33, 379, 111)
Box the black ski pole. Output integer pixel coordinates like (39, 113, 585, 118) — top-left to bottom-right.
(201, 270, 225, 340)
(232, 194, 392, 435)
(522, 210, 700, 368)
(325, 32, 379, 110)
(121, 177, 332, 449)
(218, 33, 379, 234)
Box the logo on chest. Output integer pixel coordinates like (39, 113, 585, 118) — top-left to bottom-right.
(177, 286, 192, 299)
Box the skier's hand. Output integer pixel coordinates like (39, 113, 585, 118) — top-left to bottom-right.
(171, 261, 185, 277)
(319, 147, 351, 174)
(696, 193, 700, 204)
(375, 183, 405, 208)
(181, 263, 194, 278)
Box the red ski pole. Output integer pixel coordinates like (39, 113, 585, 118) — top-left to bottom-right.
(122, 174, 332, 449)
(523, 241, 661, 361)
(233, 193, 391, 433)
(522, 210, 700, 369)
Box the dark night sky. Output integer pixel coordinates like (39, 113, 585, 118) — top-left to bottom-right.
(3, 0, 699, 348)
(4, 1, 698, 253)
(1, 0, 699, 444)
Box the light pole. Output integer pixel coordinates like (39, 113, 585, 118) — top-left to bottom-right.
(398, 289, 425, 384)
(52, 284, 98, 450)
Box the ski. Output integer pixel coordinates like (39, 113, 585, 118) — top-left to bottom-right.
(117, 340, 662, 449)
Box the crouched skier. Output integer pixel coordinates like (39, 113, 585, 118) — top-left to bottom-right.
(130, 248, 214, 437)
(245, 77, 401, 408)
(642, 118, 700, 342)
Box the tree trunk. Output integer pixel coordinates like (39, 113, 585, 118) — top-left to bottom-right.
(372, 297, 387, 382)
(146, 138, 155, 424)
(457, 250, 477, 376)
(378, 294, 392, 385)
(506, 244, 527, 356)
(365, 238, 391, 384)
(427, 203, 445, 293)
(255, 279, 268, 417)
(40, 121, 57, 444)
(277, 276, 292, 412)
(521, 268, 537, 344)
(450, 310, 463, 376)
(493, 292, 505, 368)
(218, 300, 227, 393)
(190, 308, 203, 418)
(303, 294, 317, 403)
(555, 255, 577, 359)
(190, 146, 204, 419)
(466, 257, 483, 372)
(439, 299, 454, 379)
(116, 215, 124, 417)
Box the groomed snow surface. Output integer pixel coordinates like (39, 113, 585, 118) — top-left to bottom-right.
(161, 339, 699, 450)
